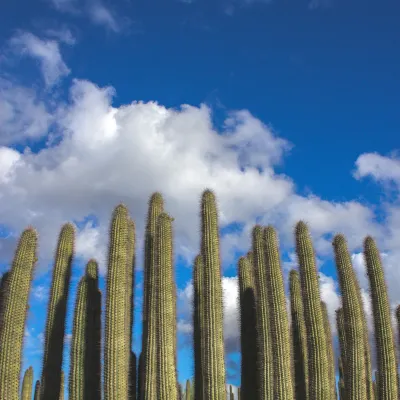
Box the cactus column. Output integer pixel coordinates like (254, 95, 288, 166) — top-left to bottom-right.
(336, 308, 347, 398)
(34, 381, 41, 400)
(364, 236, 398, 399)
(40, 223, 75, 400)
(0, 228, 37, 400)
(200, 190, 226, 400)
(21, 366, 34, 400)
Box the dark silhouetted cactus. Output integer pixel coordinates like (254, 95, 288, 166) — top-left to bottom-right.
(238, 256, 258, 400)
(34, 380, 41, 400)
(289, 269, 308, 400)
(338, 357, 345, 400)
(295, 221, 331, 399)
(336, 308, 347, 397)
(21, 366, 33, 400)
(364, 236, 398, 399)
(194, 255, 204, 400)
(40, 223, 75, 400)
(104, 204, 130, 400)
(0, 227, 37, 400)
(130, 351, 137, 400)
(200, 189, 226, 399)
(264, 226, 293, 399)
(185, 379, 191, 400)
(138, 352, 143, 400)
(229, 385, 234, 400)
(0, 271, 10, 333)
(60, 371, 64, 400)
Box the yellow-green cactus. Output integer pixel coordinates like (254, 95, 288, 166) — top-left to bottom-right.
(21, 366, 33, 400)
(59, 371, 64, 400)
(34, 380, 41, 400)
(336, 308, 347, 397)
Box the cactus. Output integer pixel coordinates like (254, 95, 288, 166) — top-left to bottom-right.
(156, 213, 178, 399)
(229, 385, 234, 400)
(34, 380, 41, 400)
(130, 352, 137, 400)
(200, 189, 226, 399)
(104, 204, 130, 400)
(289, 269, 308, 400)
(295, 221, 331, 399)
(264, 226, 294, 399)
(320, 301, 336, 400)
(252, 225, 273, 400)
(21, 366, 34, 400)
(364, 236, 398, 399)
(59, 371, 64, 400)
(185, 379, 191, 400)
(193, 255, 204, 400)
(338, 357, 345, 400)
(0, 227, 37, 400)
(138, 352, 143, 400)
(336, 308, 347, 397)
(40, 223, 75, 400)
(237, 387, 241, 400)
(238, 256, 258, 400)
(0, 271, 10, 332)
(333, 235, 367, 400)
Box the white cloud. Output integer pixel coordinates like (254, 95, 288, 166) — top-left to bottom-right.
(87, 2, 124, 33)
(31, 284, 49, 302)
(9, 32, 70, 87)
(44, 28, 76, 45)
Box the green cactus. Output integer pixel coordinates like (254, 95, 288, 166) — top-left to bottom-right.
(200, 189, 226, 400)
(141, 193, 164, 399)
(193, 255, 204, 400)
(252, 225, 273, 400)
(59, 371, 64, 400)
(130, 352, 137, 400)
(34, 380, 41, 400)
(138, 352, 143, 400)
(0, 271, 10, 332)
(21, 366, 33, 400)
(320, 301, 336, 400)
(229, 385, 234, 400)
(0, 227, 37, 400)
(238, 256, 258, 400)
(338, 357, 345, 400)
(237, 387, 241, 400)
(40, 223, 75, 400)
(104, 204, 130, 400)
(295, 221, 331, 400)
(333, 235, 367, 399)
(264, 226, 294, 399)
(185, 379, 191, 400)
(289, 269, 308, 400)
(364, 236, 398, 399)
(156, 213, 178, 399)
(336, 308, 347, 397)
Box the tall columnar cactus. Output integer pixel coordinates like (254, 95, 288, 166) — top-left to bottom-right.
(0, 271, 10, 332)
(237, 387, 241, 400)
(364, 236, 398, 399)
(185, 379, 191, 400)
(289, 269, 308, 400)
(130, 352, 137, 400)
(252, 225, 273, 400)
(336, 308, 347, 396)
(41, 223, 75, 400)
(333, 235, 367, 400)
(155, 213, 178, 399)
(59, 371, 64, 400)
(238, 256, 258, 400)
(138, 352, 143, 400)
(229, 385, 234, 400)
(295, 221, 331, 399)
(320, 302, 336, 400)
(34, 380, 41, 400)
(200, 189, 226, 399)
(338, 357, 345, 400)
(21, 366, 34, 400)
(104, 204, 130, 400)
(0, 227, 37, 400)
(264, 226, 294, 399)
(193, 255, 204, 400)
(396, 305, 400, 354)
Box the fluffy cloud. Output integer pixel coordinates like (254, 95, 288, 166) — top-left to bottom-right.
(87, 2, 124, 33)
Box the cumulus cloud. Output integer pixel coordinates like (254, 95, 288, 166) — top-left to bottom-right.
(44, 28, 77, 45)
(87, 1, 128, 33)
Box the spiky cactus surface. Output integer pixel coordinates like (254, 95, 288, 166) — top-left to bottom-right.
(21, 366, 33, 400)
(34, 380, 41, 400)
(41, 223, 75, 400)
(336, 308, 347, 396)
(0, 227, 37, 400)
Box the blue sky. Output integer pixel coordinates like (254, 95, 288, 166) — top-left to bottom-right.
(1, 0, 400, 398)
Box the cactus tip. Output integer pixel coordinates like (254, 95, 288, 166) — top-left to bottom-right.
(332, 233, 347, 248)
(295, 220, 308, 235)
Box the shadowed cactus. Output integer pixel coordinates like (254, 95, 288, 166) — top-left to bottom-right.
(364, 236, 398, 399)
(336, 308, 347, 397)
(34, 380, 41, 400)
(229, 385, 234, 400)
(238, 256, 258, 400)
(237, 387, 241, 400)
(130, 352, 137, 400)
(200, 189, 226, 400)
(185, 379, 191, 400)
(41, 223, 75, 400)
(59, 371, 64, 400)
(0, 271, 10, 332)
(104, 204, 130, 400)
(0, 227, 37, 400)
(264, 226, 293, 399)
(295, 221, 331, 399)
(194, 255, 204, 400)
(21, 366, 33, 400)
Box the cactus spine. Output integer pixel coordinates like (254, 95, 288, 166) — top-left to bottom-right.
(238, 256, 258, 400)
(193, 255, 204, 400)
(264, 226, 294, 399)
(34, 380, 41, 400)
(0, 228, 37, 400)
(40, 223, 75, 400)
(252, 225, 273, 400)
(295, 221, 331, 399)
(200, 189, 226, 400)
(104, 204, 130, 400)
(289, 269, 308, 400)
(21, 366, 33, 400)
(364, 236, 398, 399)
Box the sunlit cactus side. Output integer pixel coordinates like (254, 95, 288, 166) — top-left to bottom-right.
(21, 366, 33, 400)
(104, 204, 130, 400)
(200, 189, 226, 400)
(252, 225, 273, 400)
(0, 227, 37, 400)
(193, 255, 204, 400)
(40, 223, 75, 400)
(336, 308, 347, 397)
(264, 226, 294, 399)
(289, 269, 308, 400)
(141, 193, 164, 398)
(34, 380, 41, 400)
(320, 301, 336, 400)
(185, 379, 191, 400)
(364, 236, 398, 400)
(333, 234, 367, 400)
(238, 256, 258, 400)
(59, 371, 64, 400)
(129, 352, 137, 400)
(156, 213, 178, 400)
(295, 221, 331, 399)
(237, 387, 241, 400)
